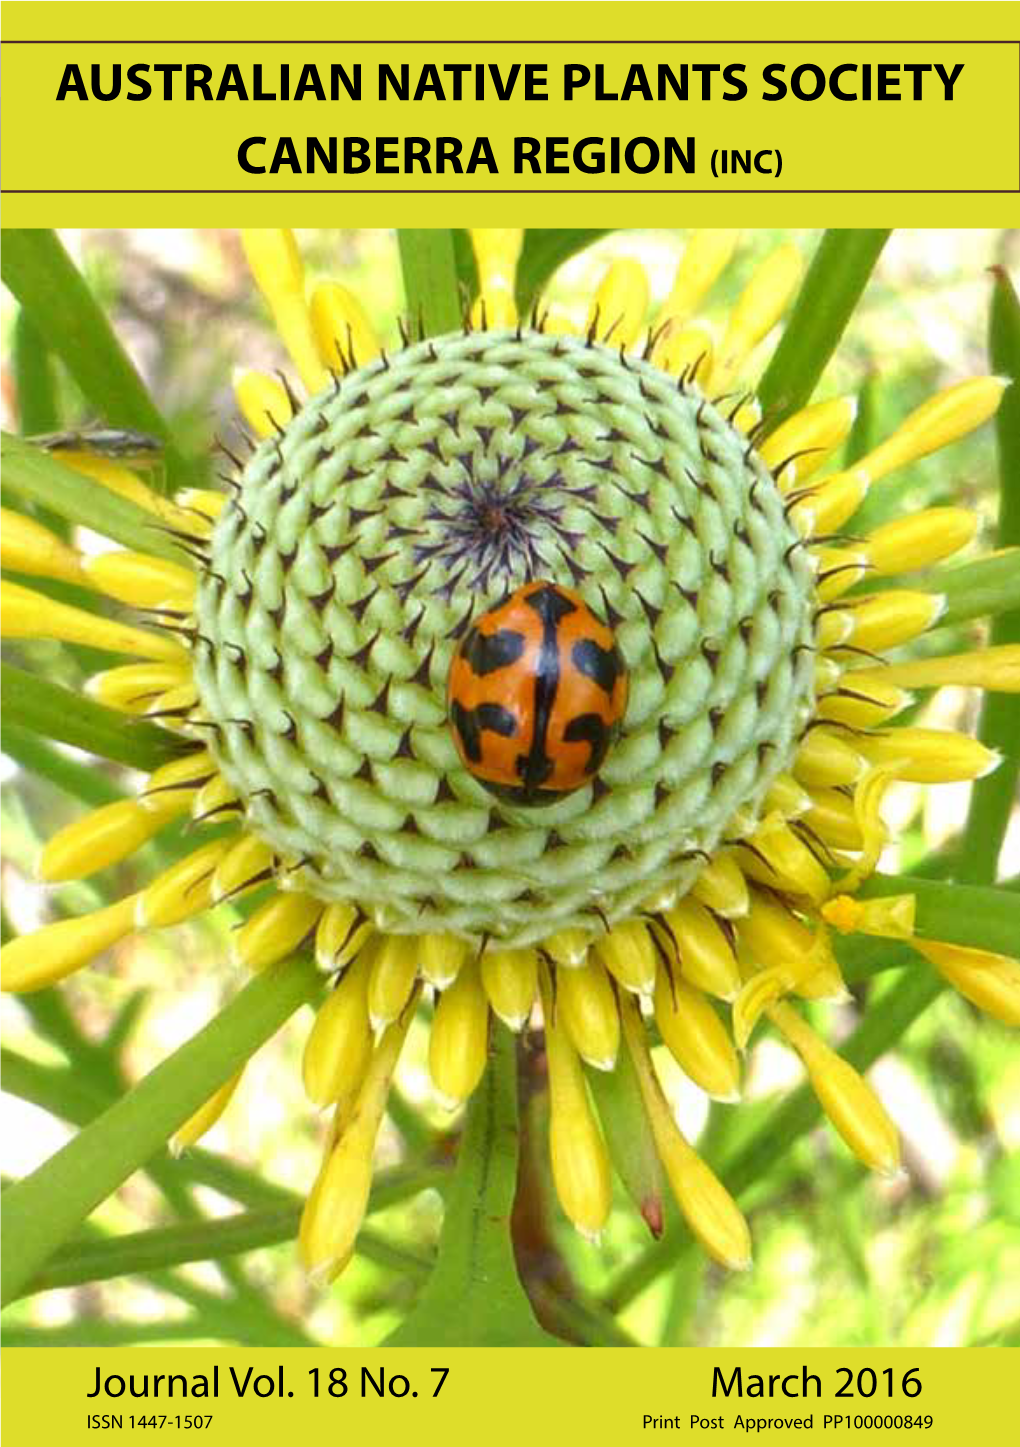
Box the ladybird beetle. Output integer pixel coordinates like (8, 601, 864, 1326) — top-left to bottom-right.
(447, 581, 629, 805)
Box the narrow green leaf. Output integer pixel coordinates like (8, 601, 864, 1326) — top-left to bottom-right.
(1, 433, 183, 561)
(1, 662, 180, 772)
(0, 956, 321, 1305)
(960, 268, 1020, 883)
(757, 230, 891, 432)
(0, 230, 191, 490)
(515, 229, 610, 315)
(397, 230, 463, 336)
(11, 1164, 446, 1300)
(384, 1025, 558, 1346)
(20, 1208, 301, 1295)
(588, 1045, 663, 1232)
(603, 968, 943, 1311)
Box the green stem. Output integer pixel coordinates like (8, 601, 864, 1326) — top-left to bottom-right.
(384, 1026, 557, 1346)
(0, 957, 321, 1305)
(397, 230, 463, 336)
(603, 968, 943, 1312)
(17, 1180, 441, 1299)
(757, 230, 892, 432)
(1, 662, 180, 772)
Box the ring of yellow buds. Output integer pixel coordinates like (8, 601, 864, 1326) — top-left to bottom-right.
(3, 226, 1018, 1296)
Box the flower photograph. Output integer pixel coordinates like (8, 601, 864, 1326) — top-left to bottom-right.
(1, 227, 1018, 1348)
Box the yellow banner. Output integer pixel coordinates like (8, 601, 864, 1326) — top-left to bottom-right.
(1, 2, 1018, 225)
(1, 1347, 1015, 1443)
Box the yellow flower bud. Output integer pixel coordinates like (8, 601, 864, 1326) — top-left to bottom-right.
(762, 773, 812, 820)
(470, 227, 523, 279)
(842, 590, 945, 651)
(860, 376, 1007, 483)
(310, 282, 381, 371)
(803, 787, 864, 852)
(914, 940, 1020, 1027)
(620, 993, 750, 1269)
(652, 323, 714, 381)
(86, 662, 193, 715)
(315, 901, 373, 972)
(654, 229, 739, 328)
(137, 838, 234, 928)
(813, 546, 869, 601)
(770, 1002, 900, 1175)
(759, 396, 857, 489)
(141, 751, 215, 808)
(471, 286, 517, 330)
(863, 507, 977, 575)
(540, 969, 612, 1241)
(233, 369, 293, 438)
(793, 729, 864, 788)
(0, 506, 84, 583)
(192, 773, 240, 825)
(429, 958, 490, 1108)
(790, 470, 868, 537)
(38, 795, 187, 883)
(710, 242, 802, 394)
(594, 919, 657, 995)
(556, 957, 620, 1070)
(241, 229, 325, 394)
(654, 968, 741, 1101)
(302, 952, 374, 1106)
(480, 947, 537, 1031)
(175, 488, 226, 525)
(419, 932, 469, 989)
(543, 926, 591, 969)
(299, 998, 418, 1277)
(852, 645, 1020, 695)
(171, 1070, 243, 1156)
(212, 835, 276, 903)
(738, 892, 847, 1008)
(367, 935, 420, 1034)
(231, 892, 322, 971)
(0, 895, 137, 993)
(1, 579, 184, 661)
(739, 815, 831, 903)
(816, 676, 911, 729)
(660, 898, 741, 999)
(587, 259, 650, 347)
(82, 550, 197, 610)
(691, 851, 749, 919)
(144, 682, 198, 721)
(857, 727, 999, 784)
